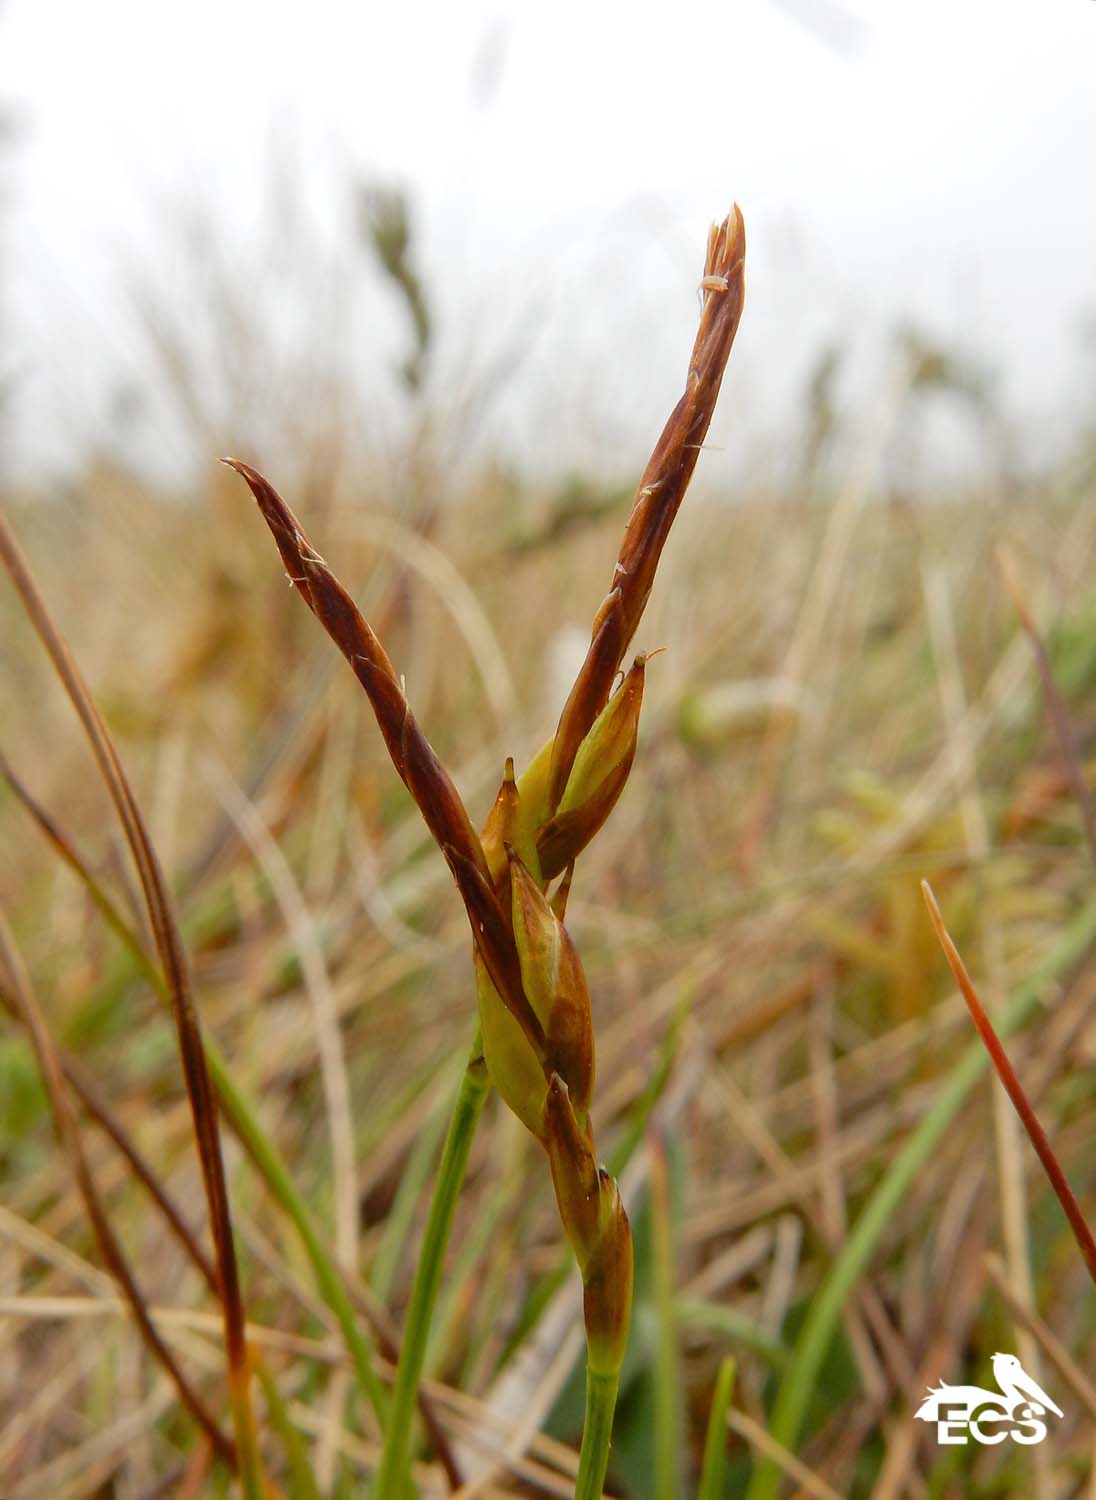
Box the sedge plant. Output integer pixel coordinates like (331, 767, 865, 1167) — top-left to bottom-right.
(227, 205, 746, 1497)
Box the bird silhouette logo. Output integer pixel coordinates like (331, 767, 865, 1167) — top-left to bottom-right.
(915, 1353, 1063, 1445)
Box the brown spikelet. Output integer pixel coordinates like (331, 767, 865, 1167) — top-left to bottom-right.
(544, 1074, 633, 1375)
(481, 755, 539, 887)
(544, 1073, 603, 1257)
(225, 459, 549, 1055)
(224, 459, 486, 873)
(508, 850, 594, 1113)
(548, 206, 746, 808)
(538, 654, 647, 879)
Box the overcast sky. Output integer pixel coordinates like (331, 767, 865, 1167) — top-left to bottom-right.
(5, 0, 1096, 488)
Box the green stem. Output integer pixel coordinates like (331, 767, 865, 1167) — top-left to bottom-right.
(375, 1036, 490, 1500)
(649, 1139, 680, 1500)
(574, 1367, 620, 1500)
(745, 897, 1096, 1500)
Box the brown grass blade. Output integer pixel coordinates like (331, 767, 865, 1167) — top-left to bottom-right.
(0, 908, 236, 1467)
(547, 207, 746, 808)
(921, 879, 1096, 1288)
(0, 512, 261, 1476)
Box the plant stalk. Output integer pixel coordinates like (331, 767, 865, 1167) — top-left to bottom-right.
(375, 1035, 489, 1499)
(574, 1366, 621, 1500)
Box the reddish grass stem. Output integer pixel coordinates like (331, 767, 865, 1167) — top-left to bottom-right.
(921, 879, 1096, 1289)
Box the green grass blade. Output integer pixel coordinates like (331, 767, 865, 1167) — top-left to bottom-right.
(375, 1036, 490, 1499)
(698, 1357, 737, 1500)
(206, 1037, 389, 1428)
(371, 1066, 456, 1307)
(675, 1299, 787, 1370)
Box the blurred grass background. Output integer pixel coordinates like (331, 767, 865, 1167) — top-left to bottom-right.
(3, 55, 1096, 1499)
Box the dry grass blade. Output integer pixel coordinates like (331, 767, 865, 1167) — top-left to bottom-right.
(0, 908, 236, 1467)
(729, 1406, 845, 1500)
(983, 1252, 1096, 1423)
(547, 206, 746, 808)
(921, 880, 1096, 1287)
(0, 513, 261, 1482)
(997, 544, 1096, 871)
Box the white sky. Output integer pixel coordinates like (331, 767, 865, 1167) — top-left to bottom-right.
(4, 0, 1096, 487)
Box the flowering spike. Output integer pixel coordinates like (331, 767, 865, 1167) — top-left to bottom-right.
(225, 458, 498, 900)
(233, 210, 746, 1489)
